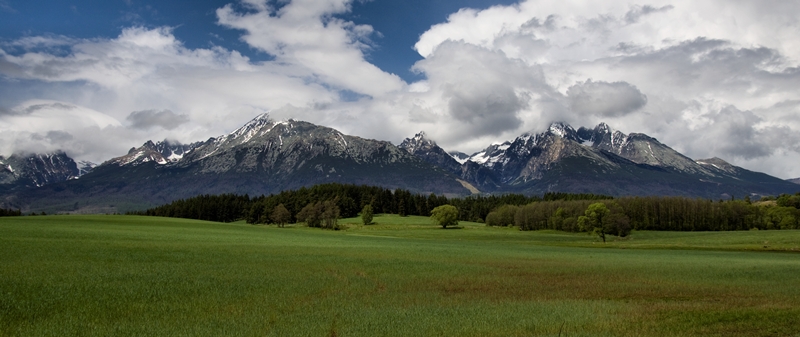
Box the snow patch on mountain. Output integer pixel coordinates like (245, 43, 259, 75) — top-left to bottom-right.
(468, 142, 511, 166)
(449, 151, 470, 164)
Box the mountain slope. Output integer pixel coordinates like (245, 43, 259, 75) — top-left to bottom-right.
(398, 131, 464, 176)
(5, 115, 468, 213)
(4, 116, 798, 213)
(404, 122, 799, 198)
(0, 152, 82, 188)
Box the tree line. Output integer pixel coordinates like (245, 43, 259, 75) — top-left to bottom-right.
(0, 208, 22, 217)
(134, 183, 609, 224)
(134, 182, 800, 233)
(485, 194, 800, 233)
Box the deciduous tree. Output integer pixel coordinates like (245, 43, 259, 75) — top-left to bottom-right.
(431, 205, 459, 229)
(270, 204, 291, 228)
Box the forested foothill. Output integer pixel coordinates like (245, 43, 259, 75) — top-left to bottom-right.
(134, 183, 800, 233)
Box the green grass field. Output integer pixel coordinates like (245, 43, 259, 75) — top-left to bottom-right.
(1, 214, 799, 336)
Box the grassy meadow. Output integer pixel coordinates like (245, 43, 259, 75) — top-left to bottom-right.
(1, 214, 799, 336)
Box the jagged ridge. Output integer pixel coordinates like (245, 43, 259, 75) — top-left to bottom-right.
(0, 152, 85, 188)
(405, 122, 800, 198)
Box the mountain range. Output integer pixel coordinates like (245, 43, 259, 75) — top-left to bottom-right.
(1, 114, 798, 213)
(399, 122, 798, 198)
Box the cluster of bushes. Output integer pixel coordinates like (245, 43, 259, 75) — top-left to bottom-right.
(0, 208, 22, 217)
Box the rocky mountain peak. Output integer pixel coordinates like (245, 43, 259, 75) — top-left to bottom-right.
(546, 122, 582, 142)
(398, 131, 463, 176)
(108, 139, 201, 167)
(153, 140, 199, 162)
(209, 113, 276, 147)
(229, 113, 273, 140)
(0, 151, 80, 187)
(398, 131, 437, 154)
(468, 141, 512, 165)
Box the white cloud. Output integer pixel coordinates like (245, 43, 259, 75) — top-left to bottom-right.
(1, 0, 800, 179)
(0, 0, 409, 163)
(216, 0, 405, 97)
(410, 0, 800, 178)
(0, 100, 124, 160)
(0, 25, 340, 161)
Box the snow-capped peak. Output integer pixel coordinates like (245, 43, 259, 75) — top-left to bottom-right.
(468, 141, 511, 165)
(399, 131, 436, 154)
(229, 113, 273, 140)
(548, 122, 573, 137)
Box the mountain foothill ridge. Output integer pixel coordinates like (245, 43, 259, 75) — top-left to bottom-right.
(1, 113, 798, 213)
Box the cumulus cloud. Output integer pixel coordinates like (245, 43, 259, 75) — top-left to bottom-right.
(1, 0, 800, 178)
(410, 0, 800, 177)
(126, 109, 189, 130)
(410, 42, 541, 138)
(0, 25, 339, 160)
(567, 80, 647, 117)
(216, 0, 405, 97)
(0, 0, 411, 162)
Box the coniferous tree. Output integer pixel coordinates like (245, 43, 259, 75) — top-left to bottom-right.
(361, 204, 374, 225)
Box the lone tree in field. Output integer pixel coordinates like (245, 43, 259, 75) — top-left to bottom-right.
(270, 204, 291, 228)
(578, 202, 631, 242)
(431, 205, 459, 229)
(361, 204, 374, 225)
(578, 202, 610, 242)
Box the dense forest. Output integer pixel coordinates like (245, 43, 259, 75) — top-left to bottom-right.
(135, 183, 608, 223)
(133, 183, 800, 233)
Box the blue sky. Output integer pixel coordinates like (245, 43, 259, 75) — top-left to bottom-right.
(1, 0, 800, 178)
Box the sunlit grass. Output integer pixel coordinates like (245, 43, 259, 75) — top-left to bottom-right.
(1, 215, 799, 336)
